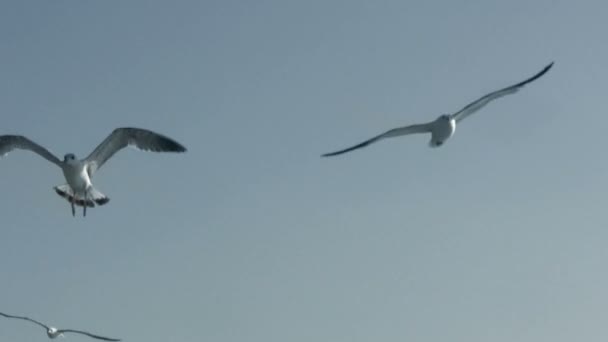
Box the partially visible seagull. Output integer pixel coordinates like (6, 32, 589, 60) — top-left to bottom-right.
(0, 312, 121, 341)
(322, 62, 554, 157)
(0, 127, 187, 216)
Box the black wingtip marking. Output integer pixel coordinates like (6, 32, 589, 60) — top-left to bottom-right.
(322, 136, 381, 157)
(322, 142, 370, 157)
(513, 61, 554, 88)
(158, 137, 187, 153)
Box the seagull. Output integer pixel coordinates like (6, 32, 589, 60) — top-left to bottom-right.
(0, 312, 121, 341)
(322, 62, 554, 157)
(0, 127, 186, 216)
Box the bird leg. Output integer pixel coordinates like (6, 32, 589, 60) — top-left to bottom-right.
(71, 197, 75, 217)
(83, 190, 87, 217)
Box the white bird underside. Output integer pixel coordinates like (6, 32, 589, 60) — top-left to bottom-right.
(322, 62, 554, 157)
(0, 312, 121, 341)
(0, 127, 187, 216)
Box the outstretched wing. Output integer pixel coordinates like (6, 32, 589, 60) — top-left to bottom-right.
(0, 135, 62, 167)
(0, 312, 50, 330)
(59, 329, 121, 341)
(321, 122, 432, 157)
(450, 62, 554, 123)
(85, 127, 187, 175)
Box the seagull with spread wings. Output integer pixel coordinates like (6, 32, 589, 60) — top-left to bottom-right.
(0, 127, 186, 216)
(322, 62, 553, 157)
(0, 312, 121, 341)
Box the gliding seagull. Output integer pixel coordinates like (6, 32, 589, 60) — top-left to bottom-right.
(0, 312, 121, 341)
(0, 127, 186, 216)
(322, 62, 554, 157)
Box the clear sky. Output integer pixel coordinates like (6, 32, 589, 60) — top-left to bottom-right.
(0, 0, 606, 341)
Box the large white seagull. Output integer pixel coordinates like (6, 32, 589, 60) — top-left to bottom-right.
(0, 127, 187, 216)
(322, 62, 554, 157)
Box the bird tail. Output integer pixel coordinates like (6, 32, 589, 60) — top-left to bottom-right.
(86, 186, 110, 206)
(53, 184, 110, 207)
(428, 139, 444, 148)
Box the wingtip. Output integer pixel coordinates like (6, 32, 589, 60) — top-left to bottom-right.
(168, 139, 187, 153)
(536, 61, 554, 79)
(165, 136, 187, 153)
(538, 62, 554, 75)
(163, 139, 187, 153)
(321, 152, 341, 158)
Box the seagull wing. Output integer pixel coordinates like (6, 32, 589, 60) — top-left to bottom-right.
(58, 329, 121, 341)
(0, 312, 50, 330)
(85, 127, 187, 175)
(321, 122, 433, 157)
(450, 62, 554, 123)
(0, 135, 62, 167)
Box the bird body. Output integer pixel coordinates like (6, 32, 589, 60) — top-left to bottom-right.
(47, 327, 64, 339)
(54, 154, 107, 216)
(62, 157, 92, 195)
(429, 114, 456, 147)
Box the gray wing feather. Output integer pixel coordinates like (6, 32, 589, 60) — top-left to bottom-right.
(322, 123, 432, 157)
(451, 62, 554, 123)
(85, 127, 187, 174)
(0, 312, 50, 330)
(0, 135, 62, 167)
(58, 329, 121, 341)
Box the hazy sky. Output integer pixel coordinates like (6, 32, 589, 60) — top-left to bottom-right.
(1, 0, 607, 341)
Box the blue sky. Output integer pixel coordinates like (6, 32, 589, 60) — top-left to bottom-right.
(1, 0, 607, 341)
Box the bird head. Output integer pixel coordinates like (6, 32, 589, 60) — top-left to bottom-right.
(439, 114, 451, 121)
(63, 153, 76, 162)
